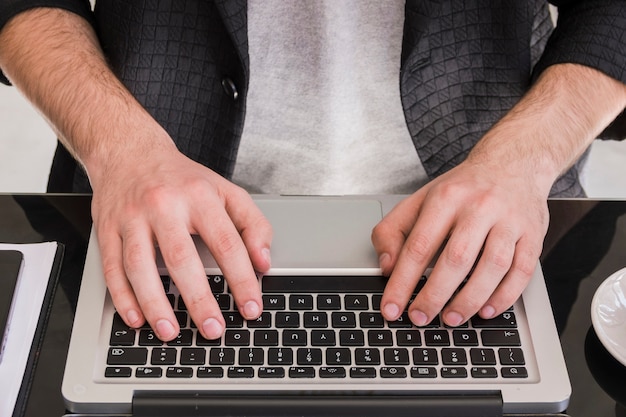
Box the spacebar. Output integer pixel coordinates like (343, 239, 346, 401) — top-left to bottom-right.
(261, 275, 388, 293)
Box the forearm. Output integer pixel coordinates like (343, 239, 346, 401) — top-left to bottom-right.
(468, 63, 626, 194)
(0, 7, 175, 186)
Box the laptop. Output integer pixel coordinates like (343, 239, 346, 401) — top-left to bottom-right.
(62, 195, 570, 416)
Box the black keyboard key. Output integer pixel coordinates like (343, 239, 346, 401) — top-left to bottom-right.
(139, 330, 163, 346)
(355, 348, 381, 365)
(136, 367, 162, 378)
(283, 330, 307, 346)
(317, 294, 341, 310)
(441, 367, 468, 378)
(208, 275, 225, 293)
(107, 347, 147, 365)
(359, 312, 384, 328)
(498, 348, 525, 365)
(339, 330, 364, 346)
(319, 367, 346, 378)
(380, 367, 407, 378)
(247, 312, 272, 328)
(263, 294, 285, 310)
(368, 330, 393, 346)
(224, 312, 244, 328)
(481, 330, 521, 346)
(441, 348, 467, 365)
(216, 294, 231, 310)
(166, 367, 193, 378)
(151, 347, 177, 365)
(209, 348, 236, 365)
(110, 327, 136, 346)
(289, 367, 316, 378)
(344, 295, 369, 310)
(225, 330, 250, 346)
(196, 333, 222, 346)
(180, 348, 206, 365)
(396, 330, 421, 346)
(424, 330, 450, 346)
(258, 367, 285, 378)
(413, 348, 438, 365)
(453, 330, 479, 346)
(105, 366, 132, 378)
(384, 348, 410, 365)
(160, 276, 171, 292)
(332, 312, 356, 328)
(254, 329, 279, 346)
(472, 312, 517, 328)
(371, 295, 382, 311)
(311, 330, 336, 346)
(304, 312, 328, 328)
(166, 329, 193, 346)
(228, 366, 255, 378)
(501, 366, 528, 378)
(174, 311, 188, 327)
(276, 312, 300, 328)
(470, 348, 497, 365)
(471, 367, 498, 378)
(239, 348, 264, 365)
(290, 295, 314, 310)
(268, 348, 293, 365)
(326, 348, 352, 365)
(297, 348, 323, 365)
(197, 367, 224, 378)
(350, 367, 377, 378)
(411, 366, 437, 378)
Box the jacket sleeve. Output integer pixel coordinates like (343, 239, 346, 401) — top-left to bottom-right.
(0, 0, 94, 85)
(534, 0, 626, 139)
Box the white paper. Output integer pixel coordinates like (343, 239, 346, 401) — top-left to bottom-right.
(0, 242, 59, 417)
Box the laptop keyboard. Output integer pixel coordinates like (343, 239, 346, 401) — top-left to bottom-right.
(105, 275, 529, 381)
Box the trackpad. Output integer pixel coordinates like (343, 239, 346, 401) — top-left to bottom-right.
(257, 198, 383, 269)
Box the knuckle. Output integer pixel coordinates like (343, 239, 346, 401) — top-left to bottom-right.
(211, 230, 241, 259)
(164, 241, 195, 270)
(444, 242, 472, 269)
(403, 233, 433, 264)
(184, 290, 215, 312)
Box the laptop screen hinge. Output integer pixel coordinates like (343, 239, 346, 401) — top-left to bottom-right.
(132, 390, 503, 417)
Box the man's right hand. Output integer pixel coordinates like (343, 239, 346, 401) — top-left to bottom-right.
(0, 7, 272, 342)
(90, 143, 273, 341)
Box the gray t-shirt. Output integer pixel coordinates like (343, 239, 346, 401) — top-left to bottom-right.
(233, 0, 427, 195)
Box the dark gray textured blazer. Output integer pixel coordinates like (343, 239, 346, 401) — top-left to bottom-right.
(2, 0, 626, 196)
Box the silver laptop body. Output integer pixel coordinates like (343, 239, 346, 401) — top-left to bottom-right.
(62, 195, 570, 416)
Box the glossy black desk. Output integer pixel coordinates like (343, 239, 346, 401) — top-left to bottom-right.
(2, 194, 625, 417)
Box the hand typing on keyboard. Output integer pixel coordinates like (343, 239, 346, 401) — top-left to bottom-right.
(372, 157, 550, 328)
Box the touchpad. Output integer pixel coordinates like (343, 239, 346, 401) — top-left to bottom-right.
(257, 198, 383, 269)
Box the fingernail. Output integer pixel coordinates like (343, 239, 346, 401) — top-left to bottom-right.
(410, 310, 429, 327)
(262, 248, 272, 269)
(155, 319, 177, 340)
(444, 311, 463, 327)
(202, 318, 223, 339)
(126, 309, 141, 327)
(383, 303, 400, 320)
(379, 253, 391, 272)
(243, 301, 261, 319)
(481, 305, 496, 319)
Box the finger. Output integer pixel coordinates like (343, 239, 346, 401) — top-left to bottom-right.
(371, 193, 423, 275)
(121, 223, 180, 341)
(380, 197, 452, 322)
(407, 210, 490, 326)
(154, 224, 225, 340)
(478, 235, 541, 319)
(440, 224, 516, 326)
(195, 202, 263, 321)
(224, 189, 273, 273)
(98, 228, 145, 328)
